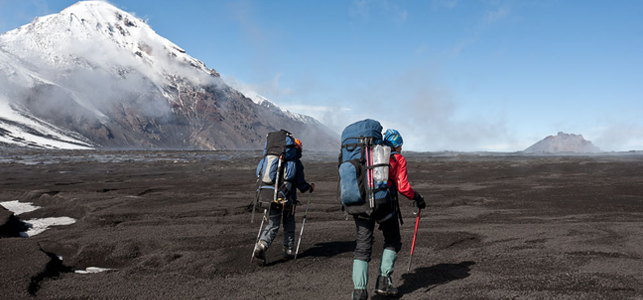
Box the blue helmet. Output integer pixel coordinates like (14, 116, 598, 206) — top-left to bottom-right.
(384, 129, 403, 148)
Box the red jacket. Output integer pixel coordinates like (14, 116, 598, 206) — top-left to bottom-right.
(387, 153, 416, 200)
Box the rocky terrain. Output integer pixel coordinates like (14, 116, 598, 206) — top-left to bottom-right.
(0, 1, 338, 150)
(524, 132, 601, 154)
(1, 150, 643, 299)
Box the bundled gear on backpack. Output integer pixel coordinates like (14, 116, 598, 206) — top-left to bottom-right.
(255, 130, 298, 211)
(338, 119, 393, 217)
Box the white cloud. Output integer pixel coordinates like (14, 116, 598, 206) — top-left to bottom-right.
(399, 9, 408, 22)
(415, 42, 428, 55)
(451, 37, 477, 57)
(590, 121, 643, 152)
(321, 66, 518, 152)
(349, 0, 408, 24)
(280, 104, 351, 114)
(228, 1, 273, 50)
(447, 2, 512, 57)
(432, 0, 458, 10)
(486, 4, 511, 24)
(225, 61, 520, 151)
(280, 103, 351, 130)
(222, 73, 293, 102)
(350, 0, 370, 19)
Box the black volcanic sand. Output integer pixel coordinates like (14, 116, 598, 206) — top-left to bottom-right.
(1, 150, 643, 299)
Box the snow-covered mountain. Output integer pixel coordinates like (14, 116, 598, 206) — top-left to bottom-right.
(0, 1, 338, 150)
(524, 132, 601, 154)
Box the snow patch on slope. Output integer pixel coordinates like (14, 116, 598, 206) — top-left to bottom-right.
(0, 99, 93, 149)
(75, 267, 116, 274)
(0, 200, 76, 237)
(0, 200, 40, 215)
(20, 217, 76, 237)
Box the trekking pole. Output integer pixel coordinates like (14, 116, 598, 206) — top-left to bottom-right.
(294, 193, 312, 260)
(407, 208, 422, 272)
(251, 208, 269, 263)
(365, 141, 375, 209)
(251, 184, 259, 223)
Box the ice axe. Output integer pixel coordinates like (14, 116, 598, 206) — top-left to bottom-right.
(407, 207, 422, 272)
(295, 192, 312, 260)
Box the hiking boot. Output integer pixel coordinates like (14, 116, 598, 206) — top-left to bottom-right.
(253, 242, 267, 266)
(283, 246, 295, 260)
(374, 275, 399, 296)
(352, 289, 367, 300)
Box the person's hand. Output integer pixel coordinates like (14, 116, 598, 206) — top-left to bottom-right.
(309, 183, 315, 193)
(413, 192, 426, 209)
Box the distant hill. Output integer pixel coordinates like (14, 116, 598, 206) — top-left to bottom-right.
(524, 132, 601, 154)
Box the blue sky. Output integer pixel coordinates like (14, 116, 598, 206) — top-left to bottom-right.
(1, 0, 642, 151)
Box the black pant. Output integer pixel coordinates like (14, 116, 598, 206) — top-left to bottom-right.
(353, 207, 402, 262)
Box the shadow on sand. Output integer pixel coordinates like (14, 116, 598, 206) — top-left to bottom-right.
(262, 241, 355, 267)
(371, 261, 475, 299)
(297, 240, 355, 259)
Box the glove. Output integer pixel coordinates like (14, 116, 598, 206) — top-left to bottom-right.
(308, 183, 315, 193)
(413, 192, 426, 209)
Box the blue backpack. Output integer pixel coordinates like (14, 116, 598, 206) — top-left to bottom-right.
(256, 130, 297, 208)
(338, 119, 389, 216)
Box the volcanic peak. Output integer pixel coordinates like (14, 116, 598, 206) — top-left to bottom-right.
(1, 0, 215, 80)
(524, 132, 601, 154)
(0, 1, 338, 150)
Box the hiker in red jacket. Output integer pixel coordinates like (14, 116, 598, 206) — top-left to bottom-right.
(352, 129, 425, 299)
(386, 129, 424, 205)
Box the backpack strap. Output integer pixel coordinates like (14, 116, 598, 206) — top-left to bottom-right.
(366, 163, 391, 169)
(387, 151, 403, 225)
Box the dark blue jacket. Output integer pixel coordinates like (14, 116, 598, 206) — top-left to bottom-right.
(256, 150, 311, 202)
(289, 150, 311, 201)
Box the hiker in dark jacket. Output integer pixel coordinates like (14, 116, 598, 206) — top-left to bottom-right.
(254, 138, 314, 265)
(352, 129, 425, 299)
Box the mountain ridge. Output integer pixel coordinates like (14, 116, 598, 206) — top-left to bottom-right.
(0, 1, 338, 150)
